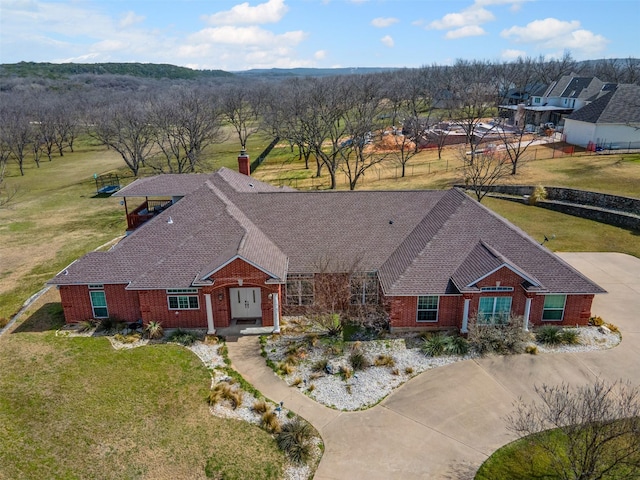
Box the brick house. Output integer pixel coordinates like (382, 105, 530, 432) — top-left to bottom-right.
(49, 155, 604, 333)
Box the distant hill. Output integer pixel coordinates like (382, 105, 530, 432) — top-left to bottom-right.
(0, 62, 234, 80)
(234, 67, 401, 78)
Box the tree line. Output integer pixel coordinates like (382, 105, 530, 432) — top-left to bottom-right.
(1, 54, 639, 203)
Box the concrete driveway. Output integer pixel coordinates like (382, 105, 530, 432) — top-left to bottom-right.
(227, 253, 640, 480)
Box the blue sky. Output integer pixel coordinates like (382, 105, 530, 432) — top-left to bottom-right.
(1, 0, 638, 71)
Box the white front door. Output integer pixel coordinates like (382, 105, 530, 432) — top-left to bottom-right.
(229, 287, 262, 319)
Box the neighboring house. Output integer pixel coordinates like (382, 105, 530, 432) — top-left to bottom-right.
(49, 155, 604, 333)
(563, 84, 640, 149)
(499, 74, 616, 129)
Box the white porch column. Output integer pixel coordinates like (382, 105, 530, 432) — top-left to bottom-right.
(461, 298, 470, 333)
(204, 294, 215, 335)
(523, 297, 532, 332)
(272, 292, 280, 334)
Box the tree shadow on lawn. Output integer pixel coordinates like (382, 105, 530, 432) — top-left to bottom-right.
(12, 302, 65, 333)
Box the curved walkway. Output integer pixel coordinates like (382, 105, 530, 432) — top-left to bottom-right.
(226, 252, 640, 480)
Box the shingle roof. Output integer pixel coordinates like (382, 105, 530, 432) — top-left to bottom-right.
(50, 168, 604, 296)
(566, 84, 640, 124)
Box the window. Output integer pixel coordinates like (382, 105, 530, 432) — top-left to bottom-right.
(417, 296, 439, 322)
(286, 274, 314, 306)
(543, 294, 566, 321)
(534, 97, 541, 104)
(350, 272, 378, 305)
(168, 295, 199, 310)
(89, 290, 108, 318)
(478, 296, 512, 324)
(480, 286, 513, 292)
(166, 288, 197, 294)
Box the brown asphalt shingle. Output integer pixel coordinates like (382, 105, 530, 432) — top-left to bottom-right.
(50, 167, 604, 296)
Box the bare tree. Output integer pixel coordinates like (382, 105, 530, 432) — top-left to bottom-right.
(90, 97, 155, 177)
(494, 122, 537, 175)
(462, 147, 511, 202)
(0, 137, 15, 207)
(220, 83, 260, 150)
(1, 103, 31, 176)
(506, 380, 640, 480)
(150, 87, 225, 173)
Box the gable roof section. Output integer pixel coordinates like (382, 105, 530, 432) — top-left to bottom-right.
(450, 241, 543, 292)
(196, 181, 288, 282)
(566, 84, 640, 124)
(114, 173, 215, 198)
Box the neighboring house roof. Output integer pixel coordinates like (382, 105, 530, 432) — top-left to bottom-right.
(50, 167, 604, 296)
(543, 74, 610, 101)
(565, 84, 640, 124)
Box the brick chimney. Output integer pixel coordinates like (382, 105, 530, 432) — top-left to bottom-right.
(238, 149, 250, 176)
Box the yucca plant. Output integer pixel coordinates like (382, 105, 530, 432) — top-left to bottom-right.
(444, 335, 469, 355)
(145, 321, 164, 339)
(536, 326, 563, 345)
(558, 328, 580, 345)
(276, 418, 313, 464)
(421, 333, 447, 357)
(349, 350, 369, 371)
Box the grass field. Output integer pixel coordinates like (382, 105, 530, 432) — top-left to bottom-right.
(0, 290, 286, 480)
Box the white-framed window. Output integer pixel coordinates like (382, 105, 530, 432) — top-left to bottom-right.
(88, 284, 104, 290)
(480, 286, 514, 292)
(166, 288, 197, 294)
(350, 272, 379, 305)
(417, 296, 439, 322)
(478, 296, 512, 324)
(168, 295, 199, 310)
(89, 290, 108, 318)
(286, 274, 314, 306)
(542, 294, 566, 321)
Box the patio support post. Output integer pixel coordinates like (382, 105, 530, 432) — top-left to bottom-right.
(272, 292, 280, 334)
(461, 298, 470, 333)
(523, 297, 532, 332)
(205, 294, 215, 335)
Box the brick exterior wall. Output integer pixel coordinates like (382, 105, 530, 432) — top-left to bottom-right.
(58, 258, 282, 329)
(58, 264, 594, 331)
(59, 284, 140, 323)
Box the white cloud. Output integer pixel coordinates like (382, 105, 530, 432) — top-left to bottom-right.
(371, 17, 398, 28)
(202, 0, 288, 26)
(501, 48, 527, 60)
(429, 6, 494, 30)
(501, 18, 580, 43)
(314, 50, 327, 60)
(119, 11, 144, 28)
(445, 25, 486, 39)
(501, 17, 608, 56)
(563, 29, 609, 54)
(188, 25, 305, 47)
(381, 35, 394, 47)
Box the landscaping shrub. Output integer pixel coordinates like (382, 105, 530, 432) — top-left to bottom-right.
(444, 335, 469, 355)
(373, 354, 395, 367)
(261, 410, 281, 433)
(207, 383, 243, 410)
(77, 319, 96, 333)
(349, 349, 369, 371)
(276, 418, 313, 465)
(113, 332, 141, 343)
(340, 365, 353, 380)
(589, 316, 605, 326)
(291, 377, 303, 387)
(311, 358, 328, 372)
(536, 326, 563, 345)
(277, 361, 295, 375)
(605, 322, 619, 333)
(309, 313, 343, 337)
(421, 333, 447, 357)
(145, 321, 164, 339)
(252, 399, 269, 415)
(558, 328, 580, 345)
(467, 316, 531, 355)
(529, 185, 548, 205)
(96, 317, 115, 332)
(525, 345, 538, 355)
(167, 328, 200, 346)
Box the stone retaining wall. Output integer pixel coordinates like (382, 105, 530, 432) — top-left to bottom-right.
(459, 185, 640, 231)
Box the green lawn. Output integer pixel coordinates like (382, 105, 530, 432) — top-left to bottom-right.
(0, 293, 286, 480)
(475, 427, 639, 480)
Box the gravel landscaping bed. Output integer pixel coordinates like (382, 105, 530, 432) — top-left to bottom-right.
(263, 322, 622, 411)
